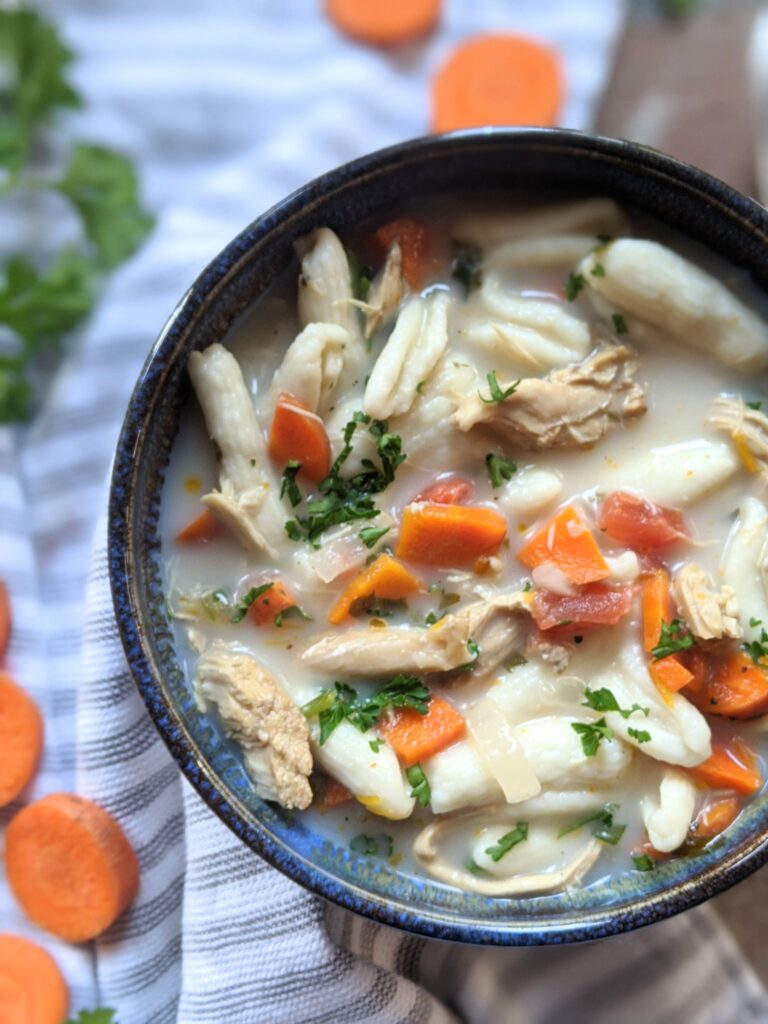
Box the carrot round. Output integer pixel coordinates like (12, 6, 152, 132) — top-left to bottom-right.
(0, 581, 10, 661)
(248, 580, 296, 626)
(268, 392, 331, 485)
(315, 776, 353, 811)
(328, 553, 422, 625)
(396, 503, 507, 568)
(0, 674, 43, 807)
(373, 219, 429, 290)
(518, 505, 609, 585)
(380, 695, 465, 766)
(689, 651, 768, 719)
(326, 0, 440, 47)
(689, 738, 762, 796)
(175, 507, 219, 544)
(692, 796, 740, 840)
(0, 934, 68, 1024)
(431, 34, 563, 134)
(412, 474, 474, 505)
(5, 793, 139, 942)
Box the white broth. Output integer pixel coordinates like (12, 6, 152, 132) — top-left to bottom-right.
(161, 199, 768, 894)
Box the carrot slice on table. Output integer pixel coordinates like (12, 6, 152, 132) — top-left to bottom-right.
(518, 505, 609, 585)
(0, 934, 68, 1024)
(689, 651, 768, 719)
(328, 553, 423, 625)
(0, 581, 10, 661)
(268, 392, 331, 485)
(5, 793, 139, 942)
(691, 796, 740, 840)
(0, 674, 43, 807)
(688, 738, 762, 796)
(325, 0, 440, 47)
(380, 695, 465, 766)
(396, 503, 507, 568)
(175, 507, 219, 544)
(248, 580, 296, 627)
(412, 474, 474, 505)
(641, 570, 694, 693)
(373, 219, 429, 290)
(431, 34, 563, 134)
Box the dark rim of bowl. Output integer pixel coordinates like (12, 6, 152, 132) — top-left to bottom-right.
(109, 127, 768, 946)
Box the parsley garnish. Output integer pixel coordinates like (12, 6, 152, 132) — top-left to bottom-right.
(485, 452, 517, 488)
(280, 460, 302, 506)
(303, 675, 430, 745)
(558, 803, 626, 845)
(522, 581, 532, 592)
(350, 833, 393, 857)
(571, 718, 613, 757)
(465, 857, 490, 877)
(565, 271, 586, 301)
(415, 381, 425, 394)
(632, 852, 656, 871)
(612, 312, 628, 335)
(743, 624, 768, 664)
(459, 638, 480, 671)
(628, 727, 652, 744)
(347, 249, 373, 301)
(274, 604, 312, 628)
(369, 738, 383, 752)
(65, 1012, 117, 1024)
(451, 244, 483, 296)
(230, 583, 274, 623)
(406, 763, 431, 806)
(479, 370, 520, 404)
(747, 400, 763, 411)
(651, 619, 694, 659)
(591, 262, 606, 277)
(485, 822, 528, 862)
(582, 687, 649, 720)
(359, 525, 391, 549)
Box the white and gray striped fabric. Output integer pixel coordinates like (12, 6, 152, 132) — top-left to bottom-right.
(3, 1, 768, 1020)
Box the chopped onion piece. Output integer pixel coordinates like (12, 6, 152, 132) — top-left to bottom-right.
(466, 699, 541, 803)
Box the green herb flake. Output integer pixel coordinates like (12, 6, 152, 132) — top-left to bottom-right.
(280, 460, 303, 507)
(628, 727, 652, 744)
(230, 582, 274, 624)
(651, 619, 694, 660)
(406, 763, 431, 807)
(451, 244, 483, 296)
(350, 833, 392, 857)
(571, 717, 614, 757)
(65, 1012, 117, 1024)
(743, 625, 768, 665)
(747, 400, 763, 411)
(522, 581, 532, 593)
(465, 857, 490, 877)
(369, 738, 383, 753)
(612, 312, 628, 335)
(479, 370, 520, 405)
(632, 852, 656, 872)
(591, 262, 606, 277)
(274, 604, 312, 628)
(303, 675, 431, 745)
(485, 452, 517, 488)
(359, 525, 391, 549)
(416, 381, 425, 394)
(558, 803, 626, 846)
(565, 271, 586, 301)
(485, 822, 528, 862)
(582, 687, 649, 720)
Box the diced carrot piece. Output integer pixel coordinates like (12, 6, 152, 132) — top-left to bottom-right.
(5, 793, 139, 942)
(598, 491, 688, 551)
(531, 582, 634, 632)
(315, 776, 353, 811)
(328, 553, 423, 625)
(518, 505, 609, 585)
(373, 219, 429, 289)
(0, 581, 10, 661)
(247, 580, 296, 626)
(0, 934, 69, 1024)
(0, 674, 43, 807)
(649, 655, 694, 693)
(688, 651, 768, 719)
(175, 507, 219, 544)
(688, 738, 762, 796)
(268, 392, 331, 484)
(641, 569, 694, 692)
(395, 503, 507, 568)
(691, 796, 740, 839)
(680, 646, 708, 697)
(325, 0, 440, 47)
(412, 474, 474, 505)
(380, 696, 465, 766)
(430, 34, 563, 134)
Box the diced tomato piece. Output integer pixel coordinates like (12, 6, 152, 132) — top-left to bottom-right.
(372, 218, 429, 290)
(412, 474, 474, 505)
(598, 491, 688, 551)
(531, 582, 635, 632)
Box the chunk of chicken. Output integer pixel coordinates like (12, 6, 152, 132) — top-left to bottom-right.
(363, 240, 403, 340)
(708, 394, 768, 478)
(721, 497, 768, 640)
(459, 590, 531, 677)
(269, 322, 349, 417)
(195, 643, 312, 810)
(188, 343, 285, 556)
(641, 768, 697, 853)
(363, 291, 450, 420)
(452, 198, 628, 250)
(296, 228, 362, 345)
(452, 345, 646, 449)
(673, 562, 742, 642)
(579, 240, 768, 372)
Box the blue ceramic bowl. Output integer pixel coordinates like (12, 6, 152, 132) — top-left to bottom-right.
(109, 128, 768, 945)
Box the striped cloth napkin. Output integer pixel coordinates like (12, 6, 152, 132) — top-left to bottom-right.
(3, 1, 768, 1020)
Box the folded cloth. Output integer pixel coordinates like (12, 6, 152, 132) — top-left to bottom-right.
(4, 1, 768, 1021)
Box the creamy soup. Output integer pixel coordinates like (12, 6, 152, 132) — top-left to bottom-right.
(162, 199, 768, 896)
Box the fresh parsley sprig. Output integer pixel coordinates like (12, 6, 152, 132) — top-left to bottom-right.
(582, 687, 649, 721)
(651, 619, 694, 660)
(485, 452, 517, 488)
(303, 675, 431, 745)
(359, 525, 390, 549)
(230, 583, 273, 624)
(479, 370, 519, 405)
(485, 822, 528, 862)
(565, 271, 585, 301)
(743, 619, 768, 664)
(406, 763, 431, 807)
(571, 718, 614, 757)
(558, 803, 626, 846)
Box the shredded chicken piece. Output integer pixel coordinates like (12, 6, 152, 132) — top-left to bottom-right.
(363, 240, 403, 340)
(188, 343, 284, 556)
(269, 322, 349, 417)
(296, 227, 362, 345)
(707, 394, 768, 479)
(452, 344, 646, 448)
(673, 562, 742, 642)
(458, 591, 531, 676)
(195, 643, 312, 810)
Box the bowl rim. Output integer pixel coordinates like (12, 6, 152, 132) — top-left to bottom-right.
(108, 126, 768, 946)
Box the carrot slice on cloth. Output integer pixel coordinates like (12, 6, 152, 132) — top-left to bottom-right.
(430, 34, 563, 134)
(688, 651, 768, 719)
(328, 553, 423, 625)
(412, 474, 474, 505)
(268, 392, 331, 484)
(598, 491, 689, 551)
(0, 581, 10, 661)
(641, 570, 694, 693)
(518, 505, 609, 585)
(380, 696, 465, 766)
(688, 738, 762, 796)
(248, 580, 296, 626)
(396, 503, 507, 568)
(325, 0, 441, 47)
(373, 219, 429, 289)
(0, 674, 43, 807)
(175, 507, 219, 544)
(0, 934, 68, 1024)
(691, 796, 740, 840)
(5, 793, 139, 942)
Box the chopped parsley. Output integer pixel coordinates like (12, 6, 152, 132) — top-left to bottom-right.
(628, 727, 652, 744)
(591, 262, 606, 277)
(485, 452, 517, 488)
(451, 244, 483, 296)
(565, 271, 586, 301)
(303, 675, 430, 745)
(369, 738, 383, 753)
(230, 582, 274, 623)
(485, 822, 528, 862)
(522, 581, 532, 592)
(350, 833, 393, 857)
(416, 381, 425, 394)
(359, 525, 391, 549)
(558, 803, 626, 845)
(582, 687, 649, 720)
(65, 1012, 117, 1024)
(465, 857, 490, 877)
(479, 370, 520, 404)
(743, 623, 768, 664)
(632, 852, 656, 872)
(651, 619, 694, 660)
(280, 460, 302, 507)
(347, 249, 373, 301)
(274, 604, 312, 628)
(459, 638, 480, 671)
(571, 717, 613, 757)
(747, 400, 763, 411)
(612, 312, 628, 335)
(406, 763, 431, 807)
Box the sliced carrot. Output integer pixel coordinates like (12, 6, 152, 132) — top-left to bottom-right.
(518, 505, 609, 585)
(325, 0, 440, 47)
(0, 674, 43, 807)
(688, 651, 768, 720)
(380, 695, 465, 766)
(413, 474, 474, 505)
(396, 503, 507, 568)
(431, 34, 563, 134)
(268, 392, 331, 485)
(691, 796, 740, 840)
(0, 581, 10, 661)
(5, 793, 139, 942)
(0, 934, 68, 1024)
(688, 738, 762, 796)
(315, 776, 353, 811)
(175, 507, 219, 544)
(248, 580, 296, 627)
(641, 570, 694, 693)
(649, 656, 694, 694)
(328, 553, 423, 625)
(373, 219, 429, 290)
